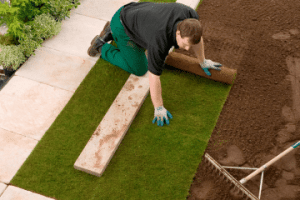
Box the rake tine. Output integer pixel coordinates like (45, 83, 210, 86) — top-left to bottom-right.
(240, 189, 245, 195)
(205, 153, 259, 200)
(241, 191, 245, 197)
(223, 174, 227, 180)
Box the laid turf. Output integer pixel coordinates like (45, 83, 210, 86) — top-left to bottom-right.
(11, 0, 231, 199)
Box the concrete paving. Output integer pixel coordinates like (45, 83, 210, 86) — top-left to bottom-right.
(0, 186, 55, 200)
(0, 76, 73, 140)
(41, 12, 103, 63)
(0, 25, 8, 36)
(0, 0, 200, 198)
(16, 47, 93, 92)
(0, 183, 6, 197)
(74, 0, 134, 21)
(0, 128, 38, 184)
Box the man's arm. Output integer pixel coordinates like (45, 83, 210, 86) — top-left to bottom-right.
(149, 71, 163, 108)
(192, 36, 205, 64)
(192, 36, 222, 76)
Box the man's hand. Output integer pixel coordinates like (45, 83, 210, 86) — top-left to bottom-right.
(152, 106, 173, 126)
(200, 59, 222, 76)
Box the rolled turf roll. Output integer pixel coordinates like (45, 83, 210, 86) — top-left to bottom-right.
(165, 51, 237, 85)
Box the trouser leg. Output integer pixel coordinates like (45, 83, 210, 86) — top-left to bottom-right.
(101, 6, 148, 76)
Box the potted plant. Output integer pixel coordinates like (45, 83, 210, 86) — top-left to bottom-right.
(0, 44, 25, 76)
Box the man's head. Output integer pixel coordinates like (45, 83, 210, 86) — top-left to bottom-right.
(176, 18, 202, 51)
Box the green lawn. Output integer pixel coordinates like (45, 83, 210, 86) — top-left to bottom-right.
(10, 0, 232, 199)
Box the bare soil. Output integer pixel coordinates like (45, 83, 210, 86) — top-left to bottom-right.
(184, 0, 300, 199)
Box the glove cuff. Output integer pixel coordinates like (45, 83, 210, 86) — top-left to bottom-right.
(154, 106, 166, 116)
(155, 106, 164, 111)
(200, 59, 206, 68)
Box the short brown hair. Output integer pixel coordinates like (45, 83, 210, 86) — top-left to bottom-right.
(177, 19, 202, 45)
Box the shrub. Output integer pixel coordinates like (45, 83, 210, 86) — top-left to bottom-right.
(0, 0, 42, 39)
(29, 13, 62, 40)
(18, 30, 42, 58)
(42, 0, 80, 22)
(0, 0, 80, 40)
(0, 44, 26, 70)
(0, 34, 14, 45)
(18, 13, 61, 57)
(0, 0, 79, 71)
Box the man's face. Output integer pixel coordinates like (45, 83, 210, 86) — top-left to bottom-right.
(176, 30, 193, 51)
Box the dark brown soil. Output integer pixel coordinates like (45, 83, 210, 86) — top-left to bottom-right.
(184, 0, 300, 199)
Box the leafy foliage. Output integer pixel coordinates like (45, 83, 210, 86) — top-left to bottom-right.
(0, 44, 25, 70)
(30, 13, 62, 39)
(0, 0, 80, 40)
(17, 24, 42, 57)
(42, 0, 80, 22)
(17, 13, 62, 57)
(0, 34, 14, 45)
(0, 0, 78, 69)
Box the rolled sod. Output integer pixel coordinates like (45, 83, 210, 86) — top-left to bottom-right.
(165, 51, 237, 84)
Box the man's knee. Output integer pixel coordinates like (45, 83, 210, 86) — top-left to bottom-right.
(133, 68, 148, 76)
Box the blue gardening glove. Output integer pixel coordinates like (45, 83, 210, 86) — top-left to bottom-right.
(200, 59, 222, 76)
(152, 106, 173, 126)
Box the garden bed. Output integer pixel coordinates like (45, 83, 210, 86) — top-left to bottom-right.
(187, 0, 300, 199)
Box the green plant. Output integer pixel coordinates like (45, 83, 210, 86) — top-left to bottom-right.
(0, 0, 41, 39)
(18, 13, 61, 57)
(0, 44, 26, 70)
(17, 24, 42, 57)
(0, 34, 14, 45)
(0, 0, 79, 40)
(42, 0, 80, 22)
(0, 0, 76, 74)
(30, 13, 62, 39)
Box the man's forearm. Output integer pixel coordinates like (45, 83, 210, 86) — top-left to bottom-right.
(192, 36, 205, 64)
(149, 72, 163, 108)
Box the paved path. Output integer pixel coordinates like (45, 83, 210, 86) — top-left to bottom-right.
(0, 0, 200, 199)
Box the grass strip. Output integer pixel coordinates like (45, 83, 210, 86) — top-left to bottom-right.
(11, 0, 231, 199)
(11, 61, 231, 200)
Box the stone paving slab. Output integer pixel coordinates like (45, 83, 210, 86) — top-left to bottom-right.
(0, 76, 73, 140)
(177, 0, 200, 9)
(0, 183, 7, 197)
(16, 47, 93, 92)
(0, 128, 38, 184)
(73, 0, 138, 22)
(42, 12, 105, 63)
(0, 186, 55, 200)
(0, 25, 8, 35)
(74, 72, 150, 177)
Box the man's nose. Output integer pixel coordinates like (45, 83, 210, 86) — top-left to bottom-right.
(185, 46, 190, 51)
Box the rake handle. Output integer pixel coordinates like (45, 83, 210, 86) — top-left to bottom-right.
(240, 141, 300, 184)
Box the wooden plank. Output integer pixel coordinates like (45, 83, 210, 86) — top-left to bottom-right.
(74, 72, 149, 177)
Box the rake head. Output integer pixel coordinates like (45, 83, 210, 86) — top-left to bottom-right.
(204, 153, 259, 200)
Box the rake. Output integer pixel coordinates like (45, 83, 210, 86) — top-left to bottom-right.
(204, 141, 300, 200)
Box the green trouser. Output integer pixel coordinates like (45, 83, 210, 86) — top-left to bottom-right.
(101, 6, 148, 76)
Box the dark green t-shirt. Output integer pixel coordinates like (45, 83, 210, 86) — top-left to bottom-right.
(120, 2, 199, 76)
